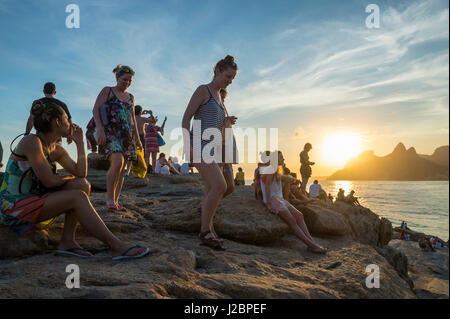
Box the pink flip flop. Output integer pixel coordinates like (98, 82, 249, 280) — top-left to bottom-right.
(107, 203, 118, 210)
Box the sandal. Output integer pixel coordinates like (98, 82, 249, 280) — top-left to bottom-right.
(307, 246, 328, 254)
(199, 231, 226, 251)
(55, 247, 92, 258)
(112, 244, 150, 261)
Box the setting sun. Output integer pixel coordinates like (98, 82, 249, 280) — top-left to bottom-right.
(319, 133, 362, 167)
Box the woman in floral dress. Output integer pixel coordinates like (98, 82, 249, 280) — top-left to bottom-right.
(92, 65, 142, 210)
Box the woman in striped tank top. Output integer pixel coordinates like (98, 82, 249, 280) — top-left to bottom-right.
(182, 55, 238, 250)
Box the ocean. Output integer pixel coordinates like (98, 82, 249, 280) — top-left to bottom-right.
(246, 180, 449, 241)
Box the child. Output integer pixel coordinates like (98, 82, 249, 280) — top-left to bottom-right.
(235, 167, 245, 186)
(144, 115, 167, 173)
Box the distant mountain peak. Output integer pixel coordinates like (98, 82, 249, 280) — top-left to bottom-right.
(393, 142, 407, 153)
(407, 147, 417, 155)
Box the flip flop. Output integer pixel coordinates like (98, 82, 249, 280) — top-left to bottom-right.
(112, 244, 150, 261)
(55, 247, 92, 258)
(115, 204, 127, 211)
(107, 203, 118, 210)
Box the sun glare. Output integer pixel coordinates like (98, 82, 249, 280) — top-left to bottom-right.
(320, 133, 362, 167)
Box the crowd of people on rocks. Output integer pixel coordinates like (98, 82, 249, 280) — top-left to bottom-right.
(398, 221, 446, 252)
(1, 54, 444, 263)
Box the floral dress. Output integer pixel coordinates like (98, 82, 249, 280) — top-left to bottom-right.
(103, 89, 137, 161)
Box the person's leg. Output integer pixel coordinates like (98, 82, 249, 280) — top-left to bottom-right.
(106, 153, 124, 205)
(287, 204, 315, 242)
(222, 168, 235, 198)
(57, 178, 93, 255)
(277, 208, 322, 250)
(169, 164, 181, 175)
(151, 152, 157, 173)
(194, 163, 227, 235)
(114, 158, 127, 204)
(301, 176, 309, 194)
(35, 190, 148, 257)
(144, 146, 150, 168)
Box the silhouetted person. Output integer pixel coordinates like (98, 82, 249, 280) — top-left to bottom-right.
(346, 190, 361, 206)
(300, 143, 314, 194)
(235, 167, 245, 186)
(337, 188, 346, 201)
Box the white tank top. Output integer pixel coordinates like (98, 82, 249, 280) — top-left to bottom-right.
(260, 176, 284, 205)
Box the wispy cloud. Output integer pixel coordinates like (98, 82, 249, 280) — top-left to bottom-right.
(228, 0, 448, 119)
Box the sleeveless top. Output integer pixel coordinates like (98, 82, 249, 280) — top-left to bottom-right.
(1, 135, 56, 204)
(260, 175, 284, 205)
(190, 85, 238, 164)
(0, 135, 58, 229)
(102, 88, 137, 160)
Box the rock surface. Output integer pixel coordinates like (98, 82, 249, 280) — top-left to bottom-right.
(389, 239, 449, 299)
(0, 170, 443, 299)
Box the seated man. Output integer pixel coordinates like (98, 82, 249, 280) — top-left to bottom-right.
(328, 193, 334, 202)
(309, 180, 326, 200)
(345, 190, 361, 206)
(337, 188, 346, 201)
(235, 167, 245, 186)
(418, 237, 436, 252)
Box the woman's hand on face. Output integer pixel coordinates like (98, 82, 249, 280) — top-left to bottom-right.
(70, 124, 84, 145)
(66, 120, 73, 144)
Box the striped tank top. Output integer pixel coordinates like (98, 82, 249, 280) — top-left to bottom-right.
(190, 85, 237, 163)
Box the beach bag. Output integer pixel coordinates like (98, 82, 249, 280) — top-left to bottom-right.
(157, 133, 166, 146)
(86, 87, 112, 145)
(131, 147, 147, 178)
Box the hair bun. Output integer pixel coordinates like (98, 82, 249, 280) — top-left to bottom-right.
(31, 100, 46, 117)
(113, 64, 122, 73)
(224, 55, 235, 62)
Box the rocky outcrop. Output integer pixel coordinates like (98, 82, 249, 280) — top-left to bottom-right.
(389, 240, 449, 299)
(0, 228, 48, 259)
(0, 171, 439, 299)
(329, 143, 449, 181)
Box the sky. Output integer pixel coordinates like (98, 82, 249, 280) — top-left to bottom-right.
(0, 0, 448, 179)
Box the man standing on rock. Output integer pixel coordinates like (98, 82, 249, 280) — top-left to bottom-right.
(300, 143, 315, 195)
(26, 82, 73, 144)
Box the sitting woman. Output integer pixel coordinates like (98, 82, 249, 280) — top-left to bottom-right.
(260, 151, 327, 254)
(0, 101, 150, 260)
(155, 153, 180, 175)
